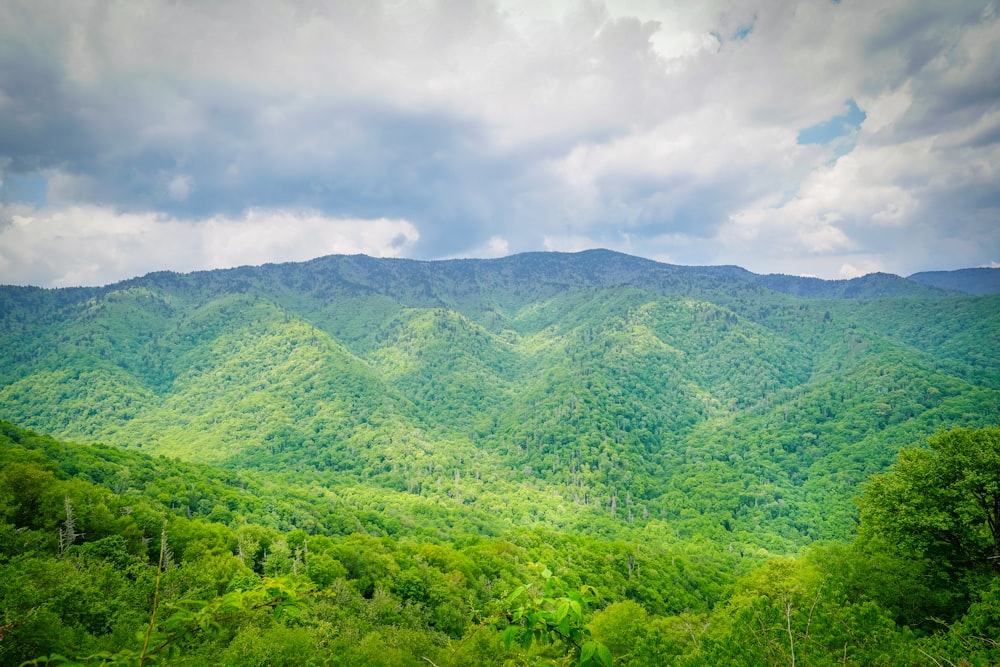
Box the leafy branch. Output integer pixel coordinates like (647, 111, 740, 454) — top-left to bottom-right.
(495, 566, 612, 667)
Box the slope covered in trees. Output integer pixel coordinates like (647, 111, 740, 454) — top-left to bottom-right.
(1, 250, 1000, 664)
(2, 251, 998, 554)
(3, 422, 1000, 665)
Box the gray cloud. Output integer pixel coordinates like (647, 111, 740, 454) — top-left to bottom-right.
(0, 0, 998, 286)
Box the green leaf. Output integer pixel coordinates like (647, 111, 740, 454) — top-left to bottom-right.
(275, 601, 302, 620)
(506, 585, 527, 604)
(595, 643, 613, 667)
(502, 625, 519, 649)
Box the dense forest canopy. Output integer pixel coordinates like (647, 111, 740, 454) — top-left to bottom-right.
(1, 250, 999, 665)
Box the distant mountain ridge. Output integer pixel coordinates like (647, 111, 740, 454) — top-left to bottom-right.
(2, 249, 999, 554)
(1, 248, 974, 298)
(114, 248, 961, 301)
(908, 267, 1000, 295)
(679, 263, 960, 298)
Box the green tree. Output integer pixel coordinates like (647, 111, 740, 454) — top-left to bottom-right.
(860, 426, 1000, 574)
(918, 578, 1000, 666)
(587, 600, 648, 662)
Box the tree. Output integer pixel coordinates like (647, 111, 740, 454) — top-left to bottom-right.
(860, 426, 1000, 574)
(587, 600, 647, 662)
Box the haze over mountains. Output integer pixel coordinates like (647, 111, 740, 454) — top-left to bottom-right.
(2, 250, 998, 553)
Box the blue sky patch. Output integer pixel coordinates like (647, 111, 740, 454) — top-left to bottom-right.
(797, 99, 867, 145)
(733, 17, 756, 41)
(0, 173, 47, 206)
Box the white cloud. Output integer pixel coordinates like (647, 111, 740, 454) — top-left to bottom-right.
(543, 233, 606, 254)
(0, 205, 419, 287)
(442, 235, 511, 260)
(839, 260, 885, 279)
(0, 0, 998, 280)
(487, 236, 510, 257)
(859, 84, 913, 138)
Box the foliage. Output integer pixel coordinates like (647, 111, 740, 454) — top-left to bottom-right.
(1, 423, 1000, 665)
(498, 566, 611, 667)
(1, 251, 999, 664)
(860, 426, 1000, 573)
(1, 254, 998, 554)
(21, 577, 310, 667)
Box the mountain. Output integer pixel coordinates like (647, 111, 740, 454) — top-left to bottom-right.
(3, 250, 1000, 666)
(1, 250, 998, 555)
(908, 267, 1000, 295)
(690, 264, 957, 298)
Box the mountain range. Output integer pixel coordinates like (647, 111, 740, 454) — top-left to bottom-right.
(2, 250, 998, 554)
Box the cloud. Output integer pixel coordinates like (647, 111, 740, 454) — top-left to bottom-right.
(451, 235, 511, 259)
(0, 205, 418, 287)
(0, 0, 998, 284)
(839, 260, 885, 280)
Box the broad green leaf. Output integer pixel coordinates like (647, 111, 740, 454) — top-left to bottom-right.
(506, 585, 527, 604)
(596, 643, 613, 667)
(503, 625, 519, 649)
(556, 600, 570, 623)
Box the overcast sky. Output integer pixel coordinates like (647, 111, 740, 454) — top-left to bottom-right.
(1, 0, 998, 287)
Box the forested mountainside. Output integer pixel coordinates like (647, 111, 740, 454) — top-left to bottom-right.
(2, 250, 1000, 665)
(907, 267, 1000, 296)
(4, 421, 999, 666)
(2, 251, 998, 549)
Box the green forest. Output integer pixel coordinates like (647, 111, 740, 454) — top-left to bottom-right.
(1, 250, 999, 665)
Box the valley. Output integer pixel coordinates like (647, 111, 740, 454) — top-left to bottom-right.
(1, 250, 999, 665)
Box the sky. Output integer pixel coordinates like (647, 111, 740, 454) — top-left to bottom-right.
(0, 0, 998, 287)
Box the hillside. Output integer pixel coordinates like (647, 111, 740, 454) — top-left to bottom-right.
(9, 421, 999, 666)
(2, 250, 998, 555)
(3, 250, 1000, 666)
(908, 266, 1000, 295)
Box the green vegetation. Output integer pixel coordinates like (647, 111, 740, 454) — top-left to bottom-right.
(3, 422, 1000, 665)
(1, 250, 999, 663)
